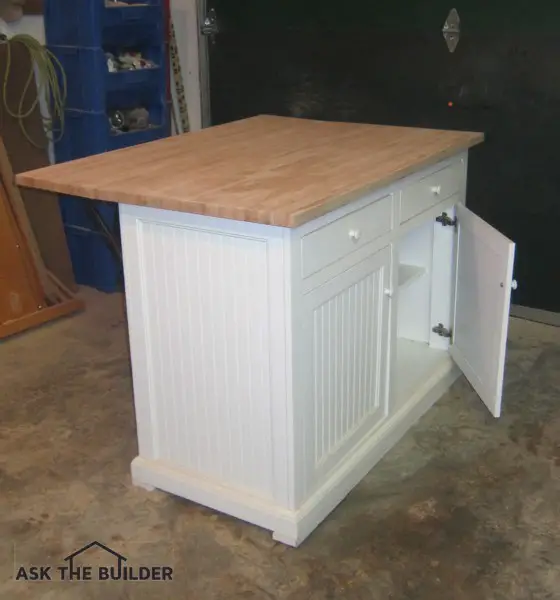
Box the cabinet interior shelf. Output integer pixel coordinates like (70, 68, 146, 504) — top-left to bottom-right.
(398, 264, 426, 290)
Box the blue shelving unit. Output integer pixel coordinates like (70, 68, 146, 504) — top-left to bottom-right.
(45, 0, 169, 293)
(45, 0, 164, 48)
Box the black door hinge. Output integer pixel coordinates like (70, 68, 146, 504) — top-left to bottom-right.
(436, 212, 457, 228)
(432, 323, 453, 340)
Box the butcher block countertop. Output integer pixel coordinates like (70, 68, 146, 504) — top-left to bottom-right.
(16, 115, 483, 228)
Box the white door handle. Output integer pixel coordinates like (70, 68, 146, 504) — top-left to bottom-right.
(431, 185, 442, 196)
(348, 229, 361, 241)
(384, 288, 393, 298)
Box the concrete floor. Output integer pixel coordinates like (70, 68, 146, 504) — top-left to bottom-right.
(1, 287, 559, 599)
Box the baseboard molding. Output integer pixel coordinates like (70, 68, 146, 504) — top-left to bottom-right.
(131, 456, 297, 537)
(131, 359, 460, 548)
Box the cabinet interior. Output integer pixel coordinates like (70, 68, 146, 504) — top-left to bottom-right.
(394, 210, 455, 405)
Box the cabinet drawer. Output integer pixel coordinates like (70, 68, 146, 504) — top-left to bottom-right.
(400, 161, 463, 223)
(301, 194, 393, 278)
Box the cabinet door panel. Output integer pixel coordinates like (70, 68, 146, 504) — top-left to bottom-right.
(451, 205, 515, 418)
(301, 245, 392, 491)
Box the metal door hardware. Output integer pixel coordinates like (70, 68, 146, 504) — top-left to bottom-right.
(201, 8, 218, 43)
(443, 9, 460, 53)
(436, 212, 458, 228)
(432, 323, 453, 339)
(501, 280, 518, 290)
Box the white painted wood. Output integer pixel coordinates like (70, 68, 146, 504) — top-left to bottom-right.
(285, 358, 460, 546)
(398, 264, 426, 290)
(120, 152, 514, 547)
(428, 202, 458, 350)
(397, 220, 433, 343)
(141, 220, 272, 496)
(450, 205, 516, 418)
(400, 159, 463, 223)
(131, 475, 155, 492)
(131, 358, 460, 548)
(294, 156, 465, 295)
(121, 204, 293, 504)
(300, 193, 393, 278)
(301, 245, 392, 497)
(131, 456, 300, 541)
(393, 338, 450, 413)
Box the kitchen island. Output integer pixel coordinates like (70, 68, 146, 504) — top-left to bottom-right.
(17, 115, 516, 547)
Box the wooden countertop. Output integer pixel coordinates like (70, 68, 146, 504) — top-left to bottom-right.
(16, 115, 483, 228)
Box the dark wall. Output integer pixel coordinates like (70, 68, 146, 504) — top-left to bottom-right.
(209, 1, 560, 312)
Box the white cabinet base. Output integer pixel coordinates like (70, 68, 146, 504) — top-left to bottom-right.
(121, 152, 514, 547)
(131, 359, 459, 546)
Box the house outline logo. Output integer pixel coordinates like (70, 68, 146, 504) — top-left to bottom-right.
(14, 540, 173, 582)
(63, 540, 127, 574)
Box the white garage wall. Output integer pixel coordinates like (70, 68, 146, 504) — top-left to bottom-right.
(0, 15, 45, 42)
(170, 0, 203, 131)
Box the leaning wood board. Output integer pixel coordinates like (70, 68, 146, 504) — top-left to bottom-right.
(0, 42, 77, 291)
(0, 178, 84, 339)
(0, 182, 44, 324)
(16, 115, 483, 227)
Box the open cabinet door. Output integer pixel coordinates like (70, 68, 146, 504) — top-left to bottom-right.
(450, 205, 516, 418)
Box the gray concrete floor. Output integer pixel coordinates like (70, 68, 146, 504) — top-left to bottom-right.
(1, 287, 559, 599)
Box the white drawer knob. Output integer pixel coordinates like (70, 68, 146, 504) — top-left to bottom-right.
(348, 229, 361, 241)
(384, 288, 393, 298)
(431, 185, 442, 196)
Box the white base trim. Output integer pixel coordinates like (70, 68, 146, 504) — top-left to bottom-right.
(131, 457, 297, 535)
(131, 359, 460, 547)
(291, 359, 459, 545)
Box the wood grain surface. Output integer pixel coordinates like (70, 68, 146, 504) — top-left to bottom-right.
(16, 116, 483, 228)
(0, 182, 44, 325)
(0, 43, 77, 290)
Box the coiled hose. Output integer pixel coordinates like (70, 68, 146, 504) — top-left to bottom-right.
(2, 33, 67, 148)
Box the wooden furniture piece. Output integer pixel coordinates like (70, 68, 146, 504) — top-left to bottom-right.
(16, 116, 517, 547)
(0, 180, 45, 325)
(0, 176, 83, 338)
(0, 136, 83, 339)
(0, 41, 77, 292)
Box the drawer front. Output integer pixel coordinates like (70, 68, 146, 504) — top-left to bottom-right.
(400, 161, 463, 223)
(301, 194, 393, 278)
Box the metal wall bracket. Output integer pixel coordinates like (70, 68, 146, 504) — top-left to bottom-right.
(201, 7, 219, 44)
(442, 8, 460, 53)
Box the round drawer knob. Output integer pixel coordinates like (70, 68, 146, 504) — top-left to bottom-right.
(384, 288, 393, 298)
(348, 229, 361, 241)
(431, 185, 442, 196)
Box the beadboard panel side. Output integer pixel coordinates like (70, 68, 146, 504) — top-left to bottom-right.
(120, 205, 293, 505)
